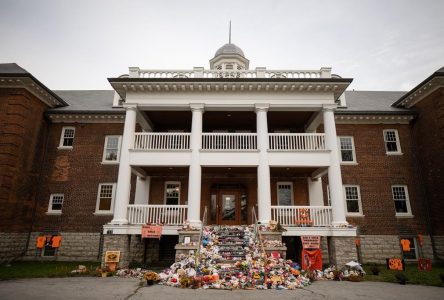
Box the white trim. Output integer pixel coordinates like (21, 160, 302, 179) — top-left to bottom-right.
(47, 193, 64, 214)
(102, 135, 122, 163)
(58, 126, 75, 149)
(95, 183, 116, 214)
(343, 185, 364, 216)
(338, 136, 357, 164)
(276, 182, 294, 206)
(383, 129, 403, 155)
(164, 181, 181, 205)
(392, 185, 413, 216)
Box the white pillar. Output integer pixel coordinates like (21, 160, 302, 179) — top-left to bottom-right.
(307, 178, 324, 206)
(111, 106, 137, 224)
(187, 104, 204, 226)
(323, 106, 348, 226)
(134, 176, 151, 205)
(255, 104, 272, 224)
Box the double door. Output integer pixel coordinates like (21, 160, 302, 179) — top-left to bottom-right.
(213, 189, 248, 225)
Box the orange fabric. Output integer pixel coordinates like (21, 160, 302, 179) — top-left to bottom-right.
(36, 236, 46, 249)
(52, 236, 62, 248)
(301, 249, 323, 270)
(400, 239, 411, 252)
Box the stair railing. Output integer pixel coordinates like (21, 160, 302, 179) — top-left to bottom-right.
(196, 206, 207, 267)
(251, 207, 267, 261)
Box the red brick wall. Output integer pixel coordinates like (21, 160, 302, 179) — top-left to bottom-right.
(330, 123, 428, 235)
(411, 89, 444, 235)
(0, 89, 48, 232)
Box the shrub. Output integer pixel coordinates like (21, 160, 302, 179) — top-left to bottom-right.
(370, 266, 380, 275)
(439, 273, 444, 285)
(395, 272, 407, 285)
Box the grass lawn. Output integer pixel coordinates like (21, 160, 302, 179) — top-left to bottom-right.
(363, 264, 444, 287)
(0, 261, 100, 280)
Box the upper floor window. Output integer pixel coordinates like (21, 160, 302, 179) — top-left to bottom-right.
(165, 182, 180, 205)
(338, 136, 357, 163)
(277, 182, 294, 206)
(344, 185, 363, 215)
(59, 127, 75, 149)
(47, 194, 64, 214)
(392, 185, 412, 216)
(95, 183, 116, 214)
(102, 135, 122, 163)
(400, 237, 418, 260)
(383, 129, 402, 155)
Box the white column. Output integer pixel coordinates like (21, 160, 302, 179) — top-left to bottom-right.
(323, 106, 347, 226)
(308, 178, 324, 206)
(134, 176, 151, 205)
(187, 104, 204, 226)
(255, 104, 272, 224)
(111, 106, 137, 224)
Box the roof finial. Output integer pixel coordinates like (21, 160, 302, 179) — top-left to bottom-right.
(229, 20, 231, 44)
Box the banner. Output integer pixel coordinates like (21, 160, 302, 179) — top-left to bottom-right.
(386, 258, 405, 271)
(418, 258, 432, 271)
(301, 249, 323, 270)
(301, 236, 321, 249)
(142, 225, 162, 239)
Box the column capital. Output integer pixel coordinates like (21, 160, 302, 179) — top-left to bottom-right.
(322, 104, 337, 112)
(254, 103, 269, 112)
(190, 103, 205, 112)
(123, 104, 138, 111)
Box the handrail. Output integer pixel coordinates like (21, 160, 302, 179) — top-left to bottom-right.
(251, 207, 266, 260)
(196, 206, 208, 267)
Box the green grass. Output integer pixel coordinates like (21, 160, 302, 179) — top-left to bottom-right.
(0, 261, 100, 280)
(363, 264, 444, 287)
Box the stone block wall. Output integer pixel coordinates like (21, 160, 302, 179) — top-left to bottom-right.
(359, 235, 400, 264)
(432, 236, 444, 260)
(0, 232, 29, 262)
(329, 236, 358, 266)
(101, 234, 130, 268)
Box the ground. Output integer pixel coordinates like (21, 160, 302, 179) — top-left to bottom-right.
(0, 278, 443, 300)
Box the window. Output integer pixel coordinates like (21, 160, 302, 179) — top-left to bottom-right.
(338, 136, 356, 163)
(47, 194, 64, 214)
(95, 183, 116, 214)
(165, 182, 180, 205)
(383, 129, 402, 154)
(277, 182, 293, 206)
(102, 135, 122, 163)
(326, 185, 331, 206)
(59, 127, 75, 148)
(344, 185, 363, 215)
(392, 185, 412, 216)
(400, 237, 418, 260)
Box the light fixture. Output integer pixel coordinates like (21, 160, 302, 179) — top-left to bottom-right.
(227, 114, 231, 117)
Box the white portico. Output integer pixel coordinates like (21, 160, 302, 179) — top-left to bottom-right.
(105, 41, 354, 237)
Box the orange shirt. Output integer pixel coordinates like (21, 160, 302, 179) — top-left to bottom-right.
(400, 239, 411, 252)
(36, 236, 46, 248)
(52, 236, 62, 248)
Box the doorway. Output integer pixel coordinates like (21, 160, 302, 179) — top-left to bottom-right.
(210, 184, 248, 225)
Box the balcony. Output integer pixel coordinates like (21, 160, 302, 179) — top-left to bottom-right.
(202, 133, 257, 151)
(269, 133, 326, 151)
(127, 204, 188, 225)
(271, 206, 332, 227)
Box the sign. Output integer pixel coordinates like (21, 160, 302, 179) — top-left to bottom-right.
(418, 258, 432, 271)
(301, 236, 321, 249)
(386, 258, 405, 271)
(142, 225, 162, 239)
(105, 251, 120, 263)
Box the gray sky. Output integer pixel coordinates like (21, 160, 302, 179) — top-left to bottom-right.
(1, 0, 443, 91)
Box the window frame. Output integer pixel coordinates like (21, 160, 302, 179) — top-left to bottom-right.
(343, 185, 364, 216)
(383, 129, 402, 155)
(58, 126, 75, 149)
(102, 135, 122, 164)
(164, 181, 181, 205)
(338, 136, 357, 164)
(95, 183, 116, 215)
(276, 182, 294, 206)
(400, 237, 418, 261)
(47, 193, 64, 214)
(392, 185, 413, 217)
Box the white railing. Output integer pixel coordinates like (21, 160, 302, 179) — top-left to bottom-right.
(131, 67, 329, 79)
(202, 133, 257, 150)
(127, 204, 188, 225)
(133, 132, 191, 150)
(271, 206, 332, 227)
(269, 133, 326, 151)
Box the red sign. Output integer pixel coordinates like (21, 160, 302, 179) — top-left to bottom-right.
(142, 225, 162, 239)
(301, 236, 321, 249)
(418, 258, 432, 271)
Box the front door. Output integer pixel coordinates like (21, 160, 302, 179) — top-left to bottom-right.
(218, 191, 239, 225)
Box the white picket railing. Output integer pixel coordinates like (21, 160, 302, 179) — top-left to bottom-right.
(127, 204, 188, 225)
(133, 133, 191, 150)
(269, 133, 326, 151)
(271, 206, 332, 227)
(202, 133, 257, 150)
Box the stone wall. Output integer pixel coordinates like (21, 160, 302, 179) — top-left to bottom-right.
(329, 236, 358, 266)
(359, 235, 400, 264)
(101, 234, 130, 268)
(0, 232, 29, 262)
(432, 236, 444, 260)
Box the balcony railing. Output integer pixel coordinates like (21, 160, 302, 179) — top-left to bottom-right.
(134, 133, 191, 150)
(271, 206, 332, 227)
(269, 133, 326, 151)
(127, 204, 188, 225)
(202, 133, 257, 150)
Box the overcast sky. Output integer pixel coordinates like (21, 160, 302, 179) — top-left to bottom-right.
(1, 0, 443, 91)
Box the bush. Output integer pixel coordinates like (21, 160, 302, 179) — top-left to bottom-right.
(439, 273, 444, 285)
(370, 266, 380, 275)
(395, 272, 407, 285)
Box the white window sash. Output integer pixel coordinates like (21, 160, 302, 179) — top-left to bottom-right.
(383, 129, 402, 155)
(102, 135, 122, 163)
(95, 183, 116, 214)
(337, 136, 357, 163)
(47, 193, 64, 214)
(392, 185, 412, 216)
(343, 185, 363, 216)
(58, 126, 75, 149)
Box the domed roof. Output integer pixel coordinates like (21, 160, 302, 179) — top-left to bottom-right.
(214, 43, 245, 57)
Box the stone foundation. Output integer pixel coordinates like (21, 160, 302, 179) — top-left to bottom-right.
(102, 234, 130, 268)
(432, 236, 444, 260)
(328, 236, 358, 266)
(359, 235, 400, 264)
(0, 232, 29, 263)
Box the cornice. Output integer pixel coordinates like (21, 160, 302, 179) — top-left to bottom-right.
(47, 113, 125, 123)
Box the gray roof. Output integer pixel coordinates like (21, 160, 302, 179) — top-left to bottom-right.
(48, 90, 123, 113)
(214, 43, 245, 57)
(0, 63, 29, 74)
(339, 91, 413, 114)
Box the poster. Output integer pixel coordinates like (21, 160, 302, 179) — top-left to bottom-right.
(105, 251, 120, 263)
(301, 236, 321, 249)
(142, 225, 162, 239)
(386, 258, 405, 271)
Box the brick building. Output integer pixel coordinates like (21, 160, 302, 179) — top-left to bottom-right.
(0, 43, 443, 266)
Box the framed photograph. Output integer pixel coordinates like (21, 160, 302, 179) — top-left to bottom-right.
(184, 236, 191, 244)
(105, 251, 121, 263)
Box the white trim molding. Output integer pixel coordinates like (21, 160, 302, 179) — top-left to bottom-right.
(338, 136, 357, 164)
(95, 183, 117, 215)
(383, 129, 403, 155)
(392, 185, 413, 217)
(58, 126, 75, 149)
(343, 185, 364, 217)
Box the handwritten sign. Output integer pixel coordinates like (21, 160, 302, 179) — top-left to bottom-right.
(105, 251, 120, 263)
(386, 258, 404, 271)
(142, 225, 162, 239)
(301, 236, 321, 249)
